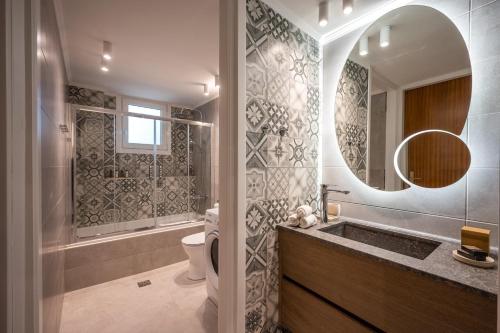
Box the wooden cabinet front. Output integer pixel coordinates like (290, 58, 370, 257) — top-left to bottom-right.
(279, 228, 496, 333)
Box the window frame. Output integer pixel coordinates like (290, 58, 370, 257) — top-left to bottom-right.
(116, 97, 172, 155)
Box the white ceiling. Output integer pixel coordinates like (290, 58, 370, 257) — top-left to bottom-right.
(58, 0, 417, 107)
(266, 0, 393, 40)
(59, 0, 219, 107)
(348, 5, 470, 89)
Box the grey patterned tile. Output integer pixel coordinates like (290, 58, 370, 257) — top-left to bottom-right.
(246, 233, 267, 275)
(247, 132, 268, 169)
(288, 109, 308, 139)
(335, 59, 369, 182)
(246, 201, 270, 237)
(289, 49, 308, 84)
(306, 34, 320, 62)
(264, 199, 289, 229)
(266, 70, 289, 107)
(67, 85, 104, 107)
(245, 301, 266, 333)
(266, 168, 289, 200)
(247, 63, 267, 100)
(288, 24, 308, 56)
(247, 98, 270, 133)
(266, 135, 291, 168)
(246, 0, 269, 29)
(247, 168, 267, 202)
(263, 6, 291, 44)
(266, 101, 289, 135)
(266, 37, 290, 75)
(246, 269, 266, 305)
(289, 138, 316, 167)
(289, 80, 307, 112)
(103, 94, 116, 110)
(288, 168, 310, 211)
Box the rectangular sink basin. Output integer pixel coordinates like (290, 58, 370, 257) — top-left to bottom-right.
(320, 222, 441, 260)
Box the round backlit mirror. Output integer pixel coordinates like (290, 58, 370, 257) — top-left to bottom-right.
(334, 5, 471, 191)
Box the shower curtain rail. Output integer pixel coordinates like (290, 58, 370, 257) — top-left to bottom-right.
(72, 105, 214, 127)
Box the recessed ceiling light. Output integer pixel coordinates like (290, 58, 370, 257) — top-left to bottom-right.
(103, 41, 112, 61)
(203, 84, 209, 96)
(380, 25, 391, 48)
(343, 0, 353, 15)
(100, 58, 109, 72)
(359, 36, 368, 56)
(318, 1, 329, 27)
(215, 75, 220, 89)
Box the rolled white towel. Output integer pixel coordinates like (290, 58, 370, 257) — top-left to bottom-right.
(296, 205, 313, 218)
(299, 214, 317, 229)
(287, 213, 299, 227)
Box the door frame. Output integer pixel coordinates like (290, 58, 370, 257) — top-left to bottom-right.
(218, 0, 246, 332)
(3, 0, 42, 332)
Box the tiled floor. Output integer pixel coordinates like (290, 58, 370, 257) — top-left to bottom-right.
(60, 261, 218, 333)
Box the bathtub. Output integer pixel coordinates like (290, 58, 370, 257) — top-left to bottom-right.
(64, 221, 204, 291)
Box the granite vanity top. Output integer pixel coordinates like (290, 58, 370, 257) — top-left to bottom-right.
(278, 218, 498, 299)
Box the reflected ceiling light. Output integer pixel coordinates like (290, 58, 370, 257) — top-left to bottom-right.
(215, 75, 220, 89)
(343, 0, 353, 15)
(318, 1, 329, 27)
(380, 25, 391, 48)
(100, 58, 109, 72)
(203, 84, 209, 96)
(103, 41, 112, 60)
(359, 36, 368, 56)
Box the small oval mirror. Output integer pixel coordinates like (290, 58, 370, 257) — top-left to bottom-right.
(396, 131, 471, 189)
(334, 5, 471, 191)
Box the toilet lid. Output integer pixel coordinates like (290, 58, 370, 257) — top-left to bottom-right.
(182, 232, 205, 246)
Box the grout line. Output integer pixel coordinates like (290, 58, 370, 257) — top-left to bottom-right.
(471, 0, 498, 12)
(328, 198, 467, 222)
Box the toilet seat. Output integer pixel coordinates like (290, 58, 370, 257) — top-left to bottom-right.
(181, 232, 205, 247)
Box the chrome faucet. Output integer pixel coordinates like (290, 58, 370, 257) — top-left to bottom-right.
(321, 184, 350, 223)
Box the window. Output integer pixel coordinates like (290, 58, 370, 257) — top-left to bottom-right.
(116, 97, 171, 154)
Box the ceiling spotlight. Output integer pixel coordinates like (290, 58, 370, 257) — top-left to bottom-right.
(103, 41, 112, 60)
(100, 58, 109, 72)
(359, 36, 368, 56)
(203, 84, 209, 96)
(318, 1, 329, 27)
(215, 75, 220, 89)
(380, 25, 391, 48)
(343, 0, 353, 15)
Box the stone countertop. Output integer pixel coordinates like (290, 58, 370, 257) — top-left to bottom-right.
(278, 217, 498, 299)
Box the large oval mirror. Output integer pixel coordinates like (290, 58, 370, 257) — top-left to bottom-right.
(334, 5, 471, 191)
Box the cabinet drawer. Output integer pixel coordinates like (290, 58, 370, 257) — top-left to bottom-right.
(280, 278, 374, 333)
(279, 228, 496, 333)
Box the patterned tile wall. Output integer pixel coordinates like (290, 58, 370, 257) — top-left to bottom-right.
(75, 109, 197, 230)
(245, 0, 320, 332)
(334, 59, 369, 182)
(67, 85, 117, 109)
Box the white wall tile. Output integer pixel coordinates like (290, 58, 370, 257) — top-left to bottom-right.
(470, 0, 500, 62)
(468, 112, 500, 168)
(467, 167, 500, 224)
(469, 57, 500, 116)
(323, 166, 467, 219)
(337, 201, 465, 240)
(471, 0, 498, 11)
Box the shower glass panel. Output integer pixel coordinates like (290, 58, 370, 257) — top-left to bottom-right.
(73, 108, 212, 241)
(189, 124, 213, 216)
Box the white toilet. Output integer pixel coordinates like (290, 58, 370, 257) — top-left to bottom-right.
(181, 232, 206, 280)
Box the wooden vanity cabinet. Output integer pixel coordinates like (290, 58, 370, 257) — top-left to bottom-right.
(279, 228, 497, 333)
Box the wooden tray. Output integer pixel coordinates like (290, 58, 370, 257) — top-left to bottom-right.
(452, 250, 495, 268)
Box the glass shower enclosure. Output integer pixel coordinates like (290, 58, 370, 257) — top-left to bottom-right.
(73, 107, 213, 240)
